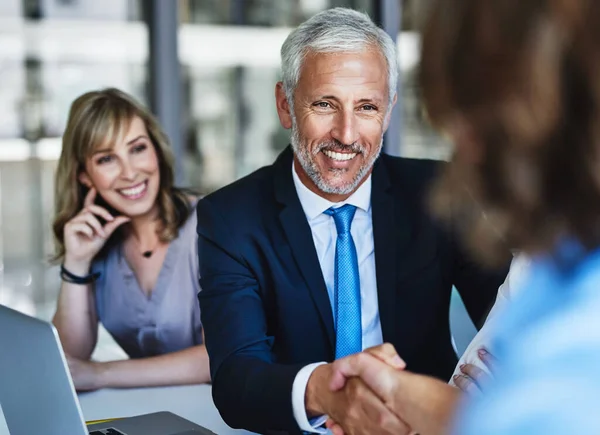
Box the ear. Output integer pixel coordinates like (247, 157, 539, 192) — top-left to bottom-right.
(275, 82, 293, 129)
(383, 93, 398, 131)
(78, 171, 92, 188)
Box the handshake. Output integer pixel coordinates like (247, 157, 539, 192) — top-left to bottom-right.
(304, 344, 461, 435)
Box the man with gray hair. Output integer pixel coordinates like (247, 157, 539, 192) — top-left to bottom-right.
(196, 7, 508, 435)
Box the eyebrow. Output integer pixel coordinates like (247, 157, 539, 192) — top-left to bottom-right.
(316, 95, 382, 104)
(356, 98, 380, 104)
(126, 135, 148, 145)
(91, 135, 148, 156)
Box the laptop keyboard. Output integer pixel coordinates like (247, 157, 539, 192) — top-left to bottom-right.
(89, 429, 127, 435)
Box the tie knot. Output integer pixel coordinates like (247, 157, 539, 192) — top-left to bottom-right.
(324, 204, 357, 234)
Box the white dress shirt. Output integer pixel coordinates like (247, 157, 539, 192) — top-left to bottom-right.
(290, 164, 383, 433)
(450, 254, 531, 385)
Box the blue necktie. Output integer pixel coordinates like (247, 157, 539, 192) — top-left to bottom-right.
(325, 204, 362, 359)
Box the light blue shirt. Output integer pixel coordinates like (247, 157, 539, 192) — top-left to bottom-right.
(455, 242, 600, 434)
(290, 164, 383, 433)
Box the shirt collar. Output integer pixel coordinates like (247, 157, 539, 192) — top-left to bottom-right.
(292, 161, 372, 221)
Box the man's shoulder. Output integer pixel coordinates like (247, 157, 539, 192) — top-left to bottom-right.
(200, 163, 276, 211)
(378, 153, 445, 192)
(380, 153, 443, 176)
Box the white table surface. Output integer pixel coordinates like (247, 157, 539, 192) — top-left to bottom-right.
(78, 384, 256, 435)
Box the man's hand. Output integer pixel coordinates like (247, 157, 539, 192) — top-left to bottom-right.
(454, 348, 497, 395)
(328, 343, 460, 435)
(324, 344, 414, 435)
(329, 343, 406, 392)
(305, 362, 411, 435)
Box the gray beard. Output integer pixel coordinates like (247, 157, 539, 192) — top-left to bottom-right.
(290, 118, 382, 196)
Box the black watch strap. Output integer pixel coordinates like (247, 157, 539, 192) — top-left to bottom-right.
(60, 264, 100, 284)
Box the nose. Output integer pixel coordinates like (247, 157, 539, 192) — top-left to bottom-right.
(331, 110, 359, 146)
(119, 159, 136, 181)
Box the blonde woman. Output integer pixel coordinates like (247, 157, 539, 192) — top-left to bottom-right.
(51, 88, 210, 391)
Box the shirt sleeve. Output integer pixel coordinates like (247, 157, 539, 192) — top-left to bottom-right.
(292, 362, 329, 433)
(449, 254, 530, 386)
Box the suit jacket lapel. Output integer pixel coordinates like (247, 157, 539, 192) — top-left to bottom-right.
(273, 147, 335, 351)
(371, 158, 409, 346)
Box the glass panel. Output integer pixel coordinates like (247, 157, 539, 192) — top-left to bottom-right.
(399, 0, 451, 160)
(182, 0, 373, 27)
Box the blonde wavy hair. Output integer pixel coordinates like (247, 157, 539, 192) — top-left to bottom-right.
(52, 88, 192, 263)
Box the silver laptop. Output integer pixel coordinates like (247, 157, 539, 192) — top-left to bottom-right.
(0, 304, 215, 435)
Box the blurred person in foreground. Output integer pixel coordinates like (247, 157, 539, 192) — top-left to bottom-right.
(327, 0, 600, 434)
(195, 7, 509, 435)
(51, 88, 210, 391)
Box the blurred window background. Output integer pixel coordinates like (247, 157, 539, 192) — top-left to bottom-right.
(0, 0, 467, 356)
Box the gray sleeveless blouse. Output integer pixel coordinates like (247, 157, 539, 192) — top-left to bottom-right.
(91, 208, 202, 358)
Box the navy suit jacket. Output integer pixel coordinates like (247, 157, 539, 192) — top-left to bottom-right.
(196, 147, 509, 434)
